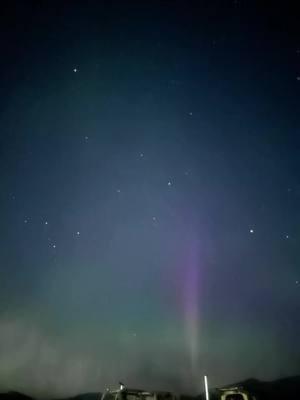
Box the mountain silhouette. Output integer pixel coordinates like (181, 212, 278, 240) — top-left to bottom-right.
(213, 375, 300, 399)
(56, 393, 101, 400)
(0, 392, 33, 400)
(1, 376, 300, 400)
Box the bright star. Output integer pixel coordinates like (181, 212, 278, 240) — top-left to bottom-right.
(45, 221, 48, 225)
(167, 181, 172, 186)
(73, 68, 78, 73)
(250, 229, 254, 234)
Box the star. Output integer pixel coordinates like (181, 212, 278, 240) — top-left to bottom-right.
(76, 231, 80, 236)
(167, 181, 172, 187)
(139, 153, 144, 158)
(117, 189, 121, 193)
(24, 219, 28, 224)
(52, 244, 56, 249)
(73, 68, 78, 73)
(84, 136, 89, 141)
(45, 221, 48, 225)
(152, 216, 157, 222)
(285, 235, 289, 239)
(249, 229, 254, 234)
(188, 112, 193, 116)
(296, 280, 299, 285)
(297, 76, 300, 81)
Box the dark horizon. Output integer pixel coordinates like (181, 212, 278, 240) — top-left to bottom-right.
(0, 1, 299, 398)
(2, 375, 300, 399)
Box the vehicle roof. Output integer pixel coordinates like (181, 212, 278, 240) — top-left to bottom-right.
(106, 389, 153, 395)
(105, 389, 173, 396)
(218, 387, 249, 394)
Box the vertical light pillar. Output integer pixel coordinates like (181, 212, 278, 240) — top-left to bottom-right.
(204, 375, 209, 400)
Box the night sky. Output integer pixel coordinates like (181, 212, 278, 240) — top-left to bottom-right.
(0, 1, 299, 397)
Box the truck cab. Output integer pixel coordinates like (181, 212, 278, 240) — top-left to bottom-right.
(218, 387, 256, 400)
(101, 385, 176, 400)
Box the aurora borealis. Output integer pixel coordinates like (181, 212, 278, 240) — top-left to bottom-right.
(0, 1, 299, 397)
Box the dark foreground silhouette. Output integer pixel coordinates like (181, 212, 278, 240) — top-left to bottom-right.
(1, 376, 300, 400)
(204, 376, 300, 400)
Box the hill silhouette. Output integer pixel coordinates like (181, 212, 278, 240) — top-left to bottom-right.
(55, 393, 101, 400)
(1, 376, 300, 400)
(210, 375, 300, 399)
(0, 392, 34, 400)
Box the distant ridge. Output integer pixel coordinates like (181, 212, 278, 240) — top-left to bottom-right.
(0, 392, 33, 400)
(1, 376, 300, 400)
(214, 375, 300, 399)
(0, 392, 101, 400)
(56, 393, 101, 400)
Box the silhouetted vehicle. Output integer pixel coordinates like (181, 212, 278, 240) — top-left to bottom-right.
(101, 384, 176, 400)
(218, 387, 256, 400)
